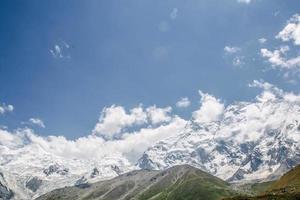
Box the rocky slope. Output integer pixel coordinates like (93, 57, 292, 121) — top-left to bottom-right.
(36, 165, 237, 200)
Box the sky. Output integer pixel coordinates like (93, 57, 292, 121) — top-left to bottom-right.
(1, 0, 300, 140)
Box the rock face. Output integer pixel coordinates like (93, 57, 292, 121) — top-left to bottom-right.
(138, 99, 300, 183)
(43, 164, 69, 176)
(90, 168, 99, 178)
(25, 177, 43, 192)
(0, 172, 14, 200)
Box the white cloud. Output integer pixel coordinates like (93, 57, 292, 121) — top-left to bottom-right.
(92, 105, 147, 139)
(258, 38, 267, 44)
(28, 118, 45, 128)
(237, 0, 252, 4)
(192, 91, 225, 124)
(224, 46, 241, 54)
(146, 105, 172, 125)
(249, 80, 300, 103)
(50, 41, 70, 58)
(0, 103, 14, 115)
(93, 104, 174, 139)
(0, 117, 187, 163)
(2, 81, 300, 165)
(276, 14, 300, 45)
(176, 97, 191, 108)
(261, 46, 300, 69)
(260, 13, 300, 80)
(170, 8, 178, 20)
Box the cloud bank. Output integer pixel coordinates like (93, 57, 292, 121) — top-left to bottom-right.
(1, 81, 300, 164)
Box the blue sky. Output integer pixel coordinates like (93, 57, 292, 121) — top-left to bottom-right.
(0, 0, 300, 139)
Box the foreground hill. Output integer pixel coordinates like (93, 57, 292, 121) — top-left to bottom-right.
(36, 165, 237, 200)
(267, 164, 300, 194)
(224, 165, 300, 200)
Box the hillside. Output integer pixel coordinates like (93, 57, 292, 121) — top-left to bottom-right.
(224, 165, 300, 200)
(36, 165, 237, 200)
(267, 164, 300, 194)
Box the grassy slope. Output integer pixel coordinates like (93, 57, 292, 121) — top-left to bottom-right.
(267, 165, 300, 193)
(137, 166, 236, 200)
(224, 165, 300, 200)
(36, 165, 237, 200)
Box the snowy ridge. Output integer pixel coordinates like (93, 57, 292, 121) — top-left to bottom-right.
(0, 141, 135, 199)
(138, 97, 300, 182)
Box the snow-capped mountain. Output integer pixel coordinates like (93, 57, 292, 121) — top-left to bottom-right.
(138, 97, 300, 183)
(1, 82, 300, 200)
(0, 139, 135, 200)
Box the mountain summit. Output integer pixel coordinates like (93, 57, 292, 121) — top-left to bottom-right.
(138, 95, 300, 182)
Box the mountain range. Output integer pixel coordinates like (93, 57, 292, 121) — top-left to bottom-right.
(1, 91, 300, 199)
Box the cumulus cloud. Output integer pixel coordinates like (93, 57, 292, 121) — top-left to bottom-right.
(93, 104, 174, 139)
(249, 79, 300, 103)
(92, 105, 147, 139)
(176, 97, 191, 108)
(276, 14, 300, 45)
(0, 117, 187, 163)
(2, 81, 300, 164)
(0, 103, 14, 115)
(192, 91, 225, 124)
(261, 46, 300, 69)
(249, 80, 282, 102)
(260, 14, 300, 75)
(224, 46, 241, 54)
(146, 105, 172, 125)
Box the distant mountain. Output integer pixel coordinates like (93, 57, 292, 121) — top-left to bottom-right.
(36, 165, 237, 200)
(0, 142, 134, 199)
(138, 99, 300, 183)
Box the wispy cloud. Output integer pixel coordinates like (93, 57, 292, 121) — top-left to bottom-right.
(176, 97, 191, 108)
(258, 38, 267, 44)
(237, 0, 252, 4)
(224, 46, 241, 54)
(0, 103, 14, 115)
(29, 118, 45, 128)
(170, 8, 178, 20)
(50, 41, 70, 59)
(22, 118, 45, 128)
